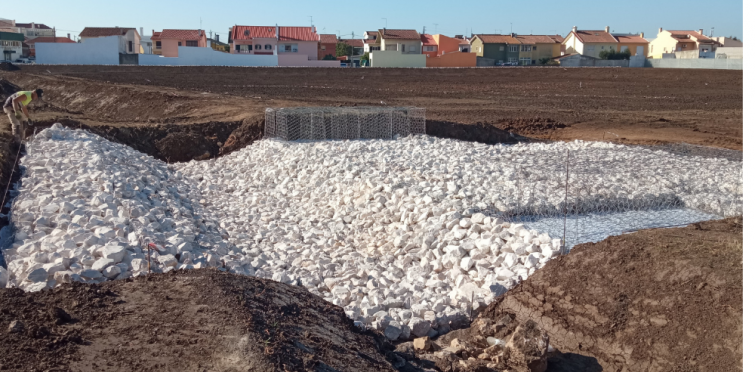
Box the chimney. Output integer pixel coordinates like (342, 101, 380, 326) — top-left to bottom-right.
(216, 34, 219, 42)
(605, 26, 610, 32)
(698, 29, 703, 35)
(572, 26, 577, 33)
(659, 27, 663, 34)
(67, 33, 71, 40)
(640, 32, 644, 38)
(31, 22, 35, 29)
(275, 25, 280, 40)
(198, 29, 201, 37)
(140, 27, 143, 37)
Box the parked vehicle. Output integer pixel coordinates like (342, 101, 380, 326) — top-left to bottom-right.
(14, 58, 30, 64)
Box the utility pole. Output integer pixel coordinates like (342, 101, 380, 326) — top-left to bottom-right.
(382, 18, 387, 29)
(309, 16, 313, 27)
(422, 26, 426, 34)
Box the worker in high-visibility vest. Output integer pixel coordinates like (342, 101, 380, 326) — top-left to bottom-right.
(3, 88, 43, 141)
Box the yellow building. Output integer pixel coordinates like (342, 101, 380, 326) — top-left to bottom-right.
(614, 33, 649, 57)
(647, 28, 719, 59)
(514, 35, 563, 64)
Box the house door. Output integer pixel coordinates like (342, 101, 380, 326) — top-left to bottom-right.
(636, 46, 644, 56)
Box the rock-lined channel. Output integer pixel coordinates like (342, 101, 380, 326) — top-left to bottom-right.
(0, 124, 742, 341)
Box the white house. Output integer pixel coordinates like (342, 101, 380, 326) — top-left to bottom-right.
(79, 27, 141, 54)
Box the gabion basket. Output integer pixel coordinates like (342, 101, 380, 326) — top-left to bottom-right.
(265, 106, 426, 141)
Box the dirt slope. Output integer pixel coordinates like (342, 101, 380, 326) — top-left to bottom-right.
(6, 66, 743, 150)
(473, 217, 743, 372)
(0, 269, 399, 372)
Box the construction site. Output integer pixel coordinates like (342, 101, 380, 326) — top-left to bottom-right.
(0, 65, 743, 372)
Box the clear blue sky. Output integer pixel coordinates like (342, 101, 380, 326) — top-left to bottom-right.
(4, 0, 743, 41)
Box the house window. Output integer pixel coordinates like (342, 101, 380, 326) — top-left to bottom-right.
(601, 46, 604, 49)
(186, 40, 198, 47)
(681, 44, 687, 49)
(321, 45, 326, 50)
(509, 45, 518, 52)
(422, 46, 437, 52)
(499, 46, 505, 51)
(519, 57, 531, 65)
(386, 44, 397, 51)
(279, 44, 298, 53)
(402, 44, 405, 52)
(178, 42, 182, 46)
(533, 46, 537, 50)
(521, 45, 532, 52)
(620, 46, 628, 52)
(255, 44, 261, 50)
(128, 41, 133, 52)
(155, 41, 162, 49)
(409, 45, 416, 52)
(478, 47, 482, 52)
(508, 57, 517, 63)
(264, 44, 272, 50)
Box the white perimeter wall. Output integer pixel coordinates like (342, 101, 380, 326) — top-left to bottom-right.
(646, 58, 743, 70)
(277, 54, 341, 67)
(140, 46, 277, 66)
(36, 36, 119, 65)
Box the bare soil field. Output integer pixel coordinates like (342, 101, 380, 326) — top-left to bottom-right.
(2, 65, 744, 150)
(0, 66, 742, 371)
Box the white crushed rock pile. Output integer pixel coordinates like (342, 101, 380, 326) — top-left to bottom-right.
(1, 124, 743, 342)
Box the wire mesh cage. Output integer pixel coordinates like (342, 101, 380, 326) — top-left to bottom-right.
(265, 107, 427, 141)
(465, 142, 743, 251)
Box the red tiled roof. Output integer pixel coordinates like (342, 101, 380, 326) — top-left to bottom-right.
(515, 35, 559, 44)
(80, 27, 136, 37)
(319, 34, 337, 44)
(571, 30, 617, 43)
(150, 31, 161, 41)
(365, 31, 378, 37)
(549, 35, 565, 43)
(668, 30, 711, 41)
(159, 29, 206, 39)
(25, 37, 75, 45)
(475, 34, 520, 44)
(16, 23, 52, 30)
(340, 39, 364, 48)
(613, 34, 648, 44)
(379, 29, 421, 40)
(420, 34, 437, 46)
(231, 26, 319, 41)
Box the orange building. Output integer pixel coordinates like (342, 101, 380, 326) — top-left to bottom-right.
(421, 33, 476, 67)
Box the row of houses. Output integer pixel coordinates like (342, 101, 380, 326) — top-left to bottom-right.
(2, 16, 743, 67)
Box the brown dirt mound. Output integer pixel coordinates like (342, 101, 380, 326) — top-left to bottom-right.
(471, 217, 743, 372)
(426, 120, 523, 145)
(495, 118, 569, 136)
(0, 269, 402, 372)
(0, 63, 19, 72)
(0, 79, 20, 101)
(220, 117, 265, 155)
(155, 132, 216, 162)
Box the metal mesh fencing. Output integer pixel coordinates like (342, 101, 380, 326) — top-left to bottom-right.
(466, 143, 743, 252)
(265, 107, 426, 141)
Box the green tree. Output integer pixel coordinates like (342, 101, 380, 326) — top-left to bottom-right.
(336, 42, 354, 57)
(323, 54, 337, 61)
(538, 57, 551, 65)
(599, 49, 632, 60)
